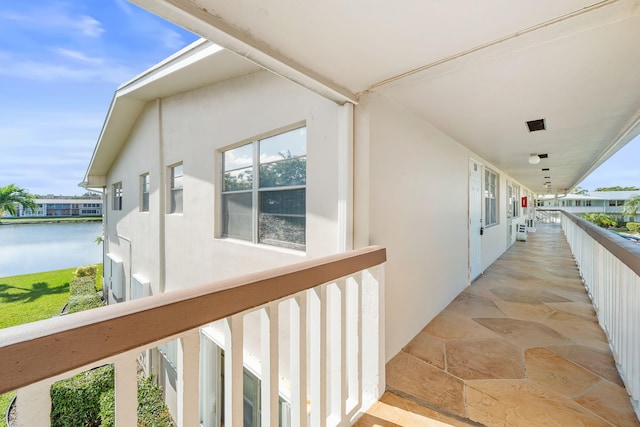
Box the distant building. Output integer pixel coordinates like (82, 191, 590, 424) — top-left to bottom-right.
(537, 191, 640, 221)
(16, 196, 103, 217)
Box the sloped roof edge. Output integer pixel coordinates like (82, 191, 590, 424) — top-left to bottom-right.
(84, 39, 262, 186)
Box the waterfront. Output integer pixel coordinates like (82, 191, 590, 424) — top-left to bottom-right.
(0, 222, 102, 277)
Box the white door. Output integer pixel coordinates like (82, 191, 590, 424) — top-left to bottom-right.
(469, 159, 482, 281)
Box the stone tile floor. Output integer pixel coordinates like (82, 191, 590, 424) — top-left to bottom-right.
(355, 223, 640, 426)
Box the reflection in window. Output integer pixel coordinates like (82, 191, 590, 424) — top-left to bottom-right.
(485, 169, 498, 226)
(113, 182, 123, 211)
(170, 163, 183, 214)
(221, 126, 306, 250)
(141, 173, 150, 212)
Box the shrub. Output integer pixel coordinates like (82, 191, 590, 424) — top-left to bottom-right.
(51, 365, 114, 427)
(99, 375, 175, 427)
(581, 213, 618, 228)
(627, 222, 640, 233)
(68, 276, 103, 314)
(75, 265, 97, 278)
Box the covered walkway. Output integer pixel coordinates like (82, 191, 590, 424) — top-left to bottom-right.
(357, 223, 639, 426)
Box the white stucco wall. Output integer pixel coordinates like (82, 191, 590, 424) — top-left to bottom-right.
(355, 92, 530, 361)
(104, 70, 342, 300)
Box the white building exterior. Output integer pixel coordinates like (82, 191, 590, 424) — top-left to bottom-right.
(15, 197, 103, 217)
(85, 40, 536, 423)
(537, 191, 640, 221)
(79, 1, 640, 424)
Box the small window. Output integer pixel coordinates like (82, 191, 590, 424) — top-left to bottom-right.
(169, 163, 183, 214)
(140, 173, 150, 212)
(113, 182, 123, 211)
(512, 185, 521, 217)
(585, 200, 592, 207)
(221, 126, 306, 250)
(484, 169, 498, 227)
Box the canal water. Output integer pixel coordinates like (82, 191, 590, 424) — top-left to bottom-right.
(0, 222, 103, 278)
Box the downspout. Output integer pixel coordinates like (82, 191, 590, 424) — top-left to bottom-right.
(157, 98, 166, 293)
(338, 103, 354, 252)
(117, 234, 133, 301)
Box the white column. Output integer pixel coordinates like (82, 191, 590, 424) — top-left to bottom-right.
(178, 330, 200, 427)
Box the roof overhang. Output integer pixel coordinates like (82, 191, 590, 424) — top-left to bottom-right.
(129, 0, 640, 194)
(84, 39, 262, 187)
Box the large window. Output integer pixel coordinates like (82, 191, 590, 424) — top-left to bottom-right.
(113, 182, 122, 211)
(140, 173, 150, 212)
(484, 169, 498, 226)
(221, 126, 306, 250)
(169, 163, 183, 214)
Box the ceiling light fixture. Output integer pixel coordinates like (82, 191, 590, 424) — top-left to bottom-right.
(529, 154, 541, 164)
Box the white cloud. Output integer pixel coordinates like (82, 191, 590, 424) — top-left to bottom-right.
(75, 15, 104, 38)
(0, 49, 135, 84)
(160, 29, 187, 50)
(0, 6, 104, 39)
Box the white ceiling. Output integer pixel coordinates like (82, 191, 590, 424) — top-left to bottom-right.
(132, 0, 640, 193)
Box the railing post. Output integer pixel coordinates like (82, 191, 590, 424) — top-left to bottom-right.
(361, 265, 385, 407)
(16, 381, 52, 427)
(290, 292, 308, 427)
(224, 314, 244, 427)
(114, 357, 138, 426)
(260, 302, 279, 427)
(308, 285, 327, 427)
(177, 330, 200, 427)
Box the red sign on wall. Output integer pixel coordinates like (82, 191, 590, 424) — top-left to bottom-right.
(521, 196, 528, 208)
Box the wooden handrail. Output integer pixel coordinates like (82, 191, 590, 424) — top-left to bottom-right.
(0, 246, 386, 394)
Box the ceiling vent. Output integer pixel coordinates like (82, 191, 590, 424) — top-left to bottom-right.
(527, 119, 546, 132)
(544, 176, 551, 179)
(542, 168, 550, 171)
(538, 153, 548, 159)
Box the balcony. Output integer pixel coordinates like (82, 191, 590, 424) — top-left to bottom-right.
(1, 213, 639, 426)
(0, 247, 386, 427)
(358, 215, 639, 426)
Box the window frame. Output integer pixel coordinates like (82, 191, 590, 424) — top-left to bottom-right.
(169, 163, 183, 214)
(112, 182, 123, 211)
(140, 173, 150, 212)
(484, 168, 498, 227)
(220, 126, 307, 251)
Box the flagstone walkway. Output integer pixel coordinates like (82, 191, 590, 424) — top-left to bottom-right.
(356, 223, 639, 426)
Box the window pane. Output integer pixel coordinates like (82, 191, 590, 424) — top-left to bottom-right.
(170, 188, 183, 214)
(222, 192, 253, 241)
(259, 157, 306, 188)
(224, 167, 253, 191)
(259, 189, 305, 250)
(259, 127, 306, 163)
(224, 143, 253, 171)
(142, 193, 149, 212)
(171, 165, 183, 189)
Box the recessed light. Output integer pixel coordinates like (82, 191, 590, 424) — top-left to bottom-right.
(527, 119, 546, 132)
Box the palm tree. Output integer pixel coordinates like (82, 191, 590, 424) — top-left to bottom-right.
(0, 184, 38, 216)
(622, 195, 640, 218)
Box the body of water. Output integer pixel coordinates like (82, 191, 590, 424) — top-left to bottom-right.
(0, 222, 103, 277)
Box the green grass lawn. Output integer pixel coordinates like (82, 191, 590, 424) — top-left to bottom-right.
(0, 267, 90, 426)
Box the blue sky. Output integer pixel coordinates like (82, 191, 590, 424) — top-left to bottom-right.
(0, 0, 198, 196)
(0, 2, 637, 196)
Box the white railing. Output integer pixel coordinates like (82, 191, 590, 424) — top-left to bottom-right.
(561, 213, 639, 418)
(0, 246, 386, 427)
(536, 209, 561, 223)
